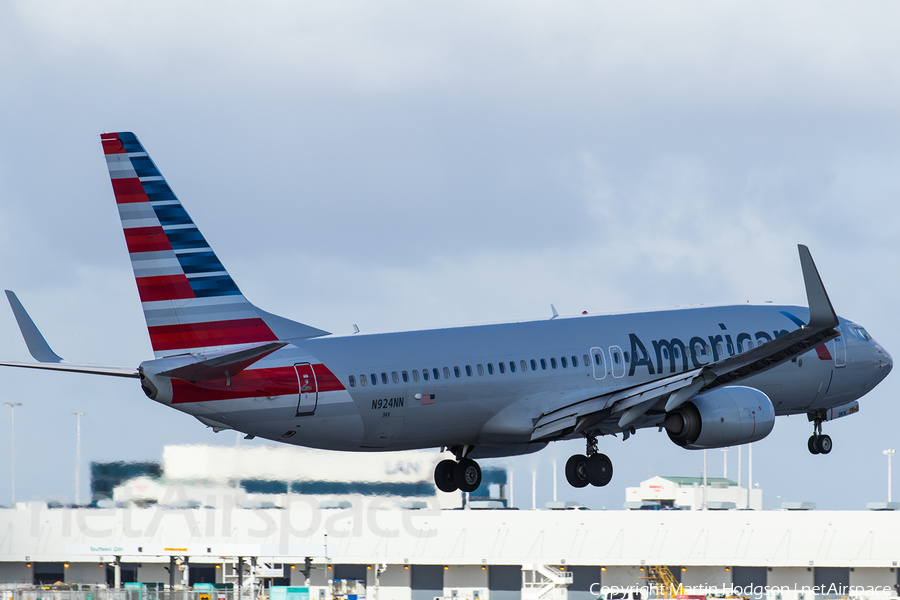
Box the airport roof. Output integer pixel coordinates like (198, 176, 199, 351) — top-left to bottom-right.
(659, 476, 738, 486)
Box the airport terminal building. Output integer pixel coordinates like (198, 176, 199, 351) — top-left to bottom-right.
(1, 446, 898, 600)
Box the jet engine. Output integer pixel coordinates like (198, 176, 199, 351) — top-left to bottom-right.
(664, 386, 775, 449)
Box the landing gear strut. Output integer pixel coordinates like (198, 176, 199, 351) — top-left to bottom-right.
(433, 446, 483, 493)
(807, 417, 832, 455)
(565, 435, 613, 488)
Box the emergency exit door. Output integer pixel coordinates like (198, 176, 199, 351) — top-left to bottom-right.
(295, 363, 318, 416)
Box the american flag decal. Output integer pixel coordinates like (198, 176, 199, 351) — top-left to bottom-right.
(422, 394, 435, 405)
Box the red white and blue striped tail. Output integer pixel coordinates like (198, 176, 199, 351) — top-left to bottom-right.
(101, 132, 329, 358)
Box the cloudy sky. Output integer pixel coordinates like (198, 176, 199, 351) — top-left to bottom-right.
(0, 1, 898, 510)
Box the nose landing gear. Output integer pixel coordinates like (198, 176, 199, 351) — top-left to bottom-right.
(807, 417, 833, 455)
(433, 446, 483, 493)
(565, 435, 613, 488)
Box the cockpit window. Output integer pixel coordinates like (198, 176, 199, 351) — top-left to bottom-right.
(852, 326, 871, 342)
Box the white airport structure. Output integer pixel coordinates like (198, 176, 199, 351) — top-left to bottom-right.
(624, 475, 762, 511)
(1, 445, 898, 600)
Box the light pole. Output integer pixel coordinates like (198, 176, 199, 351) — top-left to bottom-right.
(73, 413, 85, 505)
(4, 403, 22, 505)
(884, 449, 895, 503)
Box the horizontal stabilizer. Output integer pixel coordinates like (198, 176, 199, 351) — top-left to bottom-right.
(156, 341, 288, 382)
(0, 360, 139, 378)
(1, 290, 139, 378)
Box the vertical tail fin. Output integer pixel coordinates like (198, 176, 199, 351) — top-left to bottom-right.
(101, 132, 328, 357)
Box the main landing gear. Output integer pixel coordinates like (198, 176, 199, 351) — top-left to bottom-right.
(807, 416, 832, 455)
(434, 446, 483, 493)
(565, 435, 613, 488)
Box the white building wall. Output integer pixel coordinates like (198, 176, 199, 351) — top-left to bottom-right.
(0, 564, 31, 585)
(370, 565, 412, 600)
(444, 565, 488, 600)
(682, 566, 731, 592)
(138, 563, 170, 584)
(849, 568, 896, 600)
(65, 564, 106, 585)
(767, 567, 814, 590)
(599, 566, 646, 591)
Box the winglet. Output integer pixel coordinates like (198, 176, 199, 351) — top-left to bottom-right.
(5, 291, 64, 363)
(798, 245, 839, 328)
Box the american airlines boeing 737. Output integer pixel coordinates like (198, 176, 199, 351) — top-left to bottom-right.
(1, 132, 893, 493)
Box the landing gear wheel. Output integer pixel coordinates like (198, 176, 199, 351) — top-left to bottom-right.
(585, 453, 613, 487)
(808, 435, 820, 455)
(434, 459, 459, 493)
(454, 458, 482, 493)
(817, 434, 833, 454)
(565, 454, 589, 488)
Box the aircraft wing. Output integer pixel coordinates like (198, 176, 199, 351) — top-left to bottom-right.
(530, 245, 841, 442)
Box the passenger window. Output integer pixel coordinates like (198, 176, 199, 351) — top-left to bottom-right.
(499, 362, 506, 374)
(371, 373, 378, 386)
(488, 363, 495, 375)
(747, 341, 754, 350)
(572, 355, 578, 367)
(422, 369, 429, 381)
(433, 368, 441, 380)
(509, 361, 516, 373)
(727, 343, 734, 354)
(613, 353, 620, 364)
(381, 372, 388, 385)
(402, 371, 409, 383)
(454, 366, 461, 378)
(662, 348, 669, 360)
(392, 371, 399, 384)
(550, 358, 557, 369)
(594, 353, 602, 365)
(477, 364, 484, 376)
(674, 347, 680, 359)
(583, 354, 589, 366)
(520, 360, 527, 372)
(541, 358, 547, 370)
(412, 370, 420, 382)
(349, 375, 356, 388)
(530, 359, 537, 371)
(443, 367, 451, 379)
(717, 343, 723, 356)
(361, 374, 368, 386)
(561, 356, 568, 368)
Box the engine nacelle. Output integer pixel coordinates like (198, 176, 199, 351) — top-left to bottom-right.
(664, 386, 775, 449)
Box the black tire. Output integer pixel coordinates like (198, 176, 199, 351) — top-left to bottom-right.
(454, 458, 482, 493)
(586, 453, 613, 487)
(565, 454, 589, 488)
(808, 435, 820, 455)
(817, 434, 833, 455)
(434, 459, 459, 493)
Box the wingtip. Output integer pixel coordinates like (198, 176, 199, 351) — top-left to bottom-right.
(797, 244, 839, 329)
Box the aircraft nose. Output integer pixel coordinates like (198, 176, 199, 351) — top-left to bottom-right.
(866, 341, 892, 387)
(879, 345, 893, 374)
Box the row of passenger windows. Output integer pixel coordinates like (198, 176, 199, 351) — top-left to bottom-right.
(347, 339, 759, 388)
(347, 354, 593, 388)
